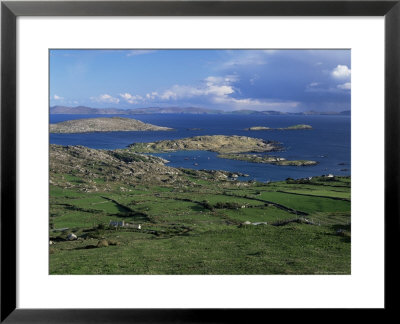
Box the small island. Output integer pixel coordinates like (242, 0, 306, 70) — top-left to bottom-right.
(217, 153, 318, 166)
(245, 126, 272, 131)
(50, 117, 173, 133)
(128, 135, 281, 154)
(245, 124, 312, 131)
(282, 124, 312, 130)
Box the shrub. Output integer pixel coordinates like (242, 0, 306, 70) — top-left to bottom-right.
(200, 200, 213, 210)
(214, 202, 241, 209)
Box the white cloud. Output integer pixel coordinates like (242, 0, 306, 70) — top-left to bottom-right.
(212, 96, 298, 110)
(119, 93, 143, 104)
(156, 75, 298, 111)
(222, 51, 269, 68)
(306, 81, 351, 93)
(337, 82, 351, 90)
(90, 75, 299, 111)
(249, 74, 260, 85)
(126, 50, 157, 57)
(90, 94, 120, 104)
(53, 94, 63, 100)
(145, 92, 159, 100)
(331, 65, 351, 79)
(158, 76, 236, 101)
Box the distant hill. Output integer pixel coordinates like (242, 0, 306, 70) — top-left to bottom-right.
(50, 106, 351, 116)
(50, 106, 221, 115)
(301, 110, 351, 116)
(50, 106, 130, 115)
(339, 110, 351, 116)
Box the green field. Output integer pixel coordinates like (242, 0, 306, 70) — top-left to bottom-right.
(49, 175, 351, 274)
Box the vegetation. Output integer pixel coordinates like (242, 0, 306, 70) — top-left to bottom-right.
(49, 144, 350, 274)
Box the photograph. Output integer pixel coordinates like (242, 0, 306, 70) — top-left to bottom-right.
(48, 49, 351, 275)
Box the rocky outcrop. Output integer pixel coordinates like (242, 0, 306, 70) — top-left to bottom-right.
(49, 144, 246, 191)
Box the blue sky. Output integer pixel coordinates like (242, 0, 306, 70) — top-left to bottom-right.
(50, 49, 351, 112)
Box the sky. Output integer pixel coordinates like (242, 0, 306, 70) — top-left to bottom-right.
(49, 49, 351, 112)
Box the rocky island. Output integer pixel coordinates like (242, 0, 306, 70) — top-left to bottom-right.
(127, 135, 281, 154)
(217, 153, 318, 166)
(245, 124, 312, 131)
(50, 117, 173, 133)
(126, 135, 315, 166)
(245, 126, 272, 131)
(283, 124, 312, 130)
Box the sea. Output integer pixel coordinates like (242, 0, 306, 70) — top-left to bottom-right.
(49, 114, 351, 182)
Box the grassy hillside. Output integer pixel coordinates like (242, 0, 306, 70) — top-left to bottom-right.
(49, 145, 350, 275)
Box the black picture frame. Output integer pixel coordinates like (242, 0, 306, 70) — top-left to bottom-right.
(1, 0, 399, 321)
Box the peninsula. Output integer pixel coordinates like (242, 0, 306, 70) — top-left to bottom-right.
(49, 117, 173, 133)
(217, 153, 318, 166)
(127, 135, 280, 154)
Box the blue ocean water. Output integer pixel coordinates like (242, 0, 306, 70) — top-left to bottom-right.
(50, 114, 350, 182)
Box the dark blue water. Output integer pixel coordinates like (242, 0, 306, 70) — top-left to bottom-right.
(50, 114, 350, 182)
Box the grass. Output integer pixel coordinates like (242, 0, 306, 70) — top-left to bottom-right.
(257, 191, 350, 214)
(49, 175, 351, 274)
(50, 224, 350, 274)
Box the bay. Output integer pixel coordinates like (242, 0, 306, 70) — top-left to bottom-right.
(49, 113, 351, 182)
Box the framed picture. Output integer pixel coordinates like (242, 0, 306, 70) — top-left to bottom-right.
(1, 0, 398, 321)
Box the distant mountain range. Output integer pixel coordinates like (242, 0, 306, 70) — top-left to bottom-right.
(50, 106, 350, 116)
(50, 106, 221, 115)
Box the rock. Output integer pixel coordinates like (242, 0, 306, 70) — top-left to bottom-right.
(97, 239, 109, 248)
(243, 221, 252, 225)
(252, 222, 268, 226)
(67, 233, 77, 240)
(49, 240, 54, 245)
